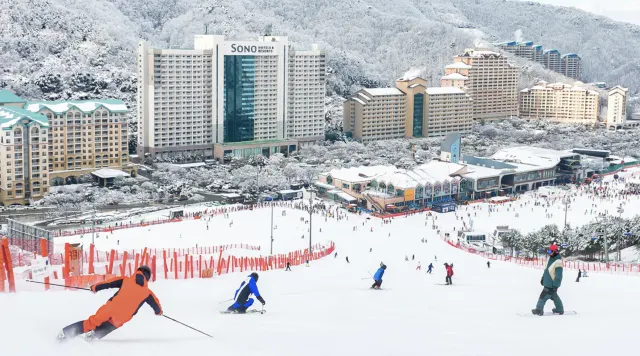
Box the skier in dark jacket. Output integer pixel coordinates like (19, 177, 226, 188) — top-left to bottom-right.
(427, 263, 433, 274)
(371, 264, 387, 289)
(575, 269, 581, 282)
(532, 244, 564, 315)
(286, 261, 291, 271)
(227, 272, 265, 314)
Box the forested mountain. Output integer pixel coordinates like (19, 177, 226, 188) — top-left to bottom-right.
(1, 0, 638, 107)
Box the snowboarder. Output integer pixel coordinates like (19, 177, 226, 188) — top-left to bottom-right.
(286, 261, 291, 271)
(427, 263, 433, 274)
(444, 263, 454, 285)
(58, 266, 162, 341)
(487, 261, 491, 268)
(532, 244, 564, 316)
(334, 252, 338, 258)
(346, 256, 350, 263)
(371, 264, 387, 289)
(227, 272, 265, 314)
(576, 269, 581, 282)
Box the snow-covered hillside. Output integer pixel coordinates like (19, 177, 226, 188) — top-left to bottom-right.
(3, 202, 640, 355)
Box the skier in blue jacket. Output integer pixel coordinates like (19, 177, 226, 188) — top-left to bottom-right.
(371, 263, 387, 289)
(227, 272, 266, 313)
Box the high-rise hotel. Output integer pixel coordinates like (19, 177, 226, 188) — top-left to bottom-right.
(137, 35, 325, 160)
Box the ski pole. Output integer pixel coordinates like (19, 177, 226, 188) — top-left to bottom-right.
(360, 277, 371, 280)
(162, 315, 213, 338)
(218, 298, 233, 304)
(26, 280, 91, 291)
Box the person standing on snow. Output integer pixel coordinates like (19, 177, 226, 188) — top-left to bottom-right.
(58, 266, 162, 341)
(532, 244, 564, 316)
(487, 261, 491, 268)
(371, 263, 387, 289)
(427, 263, 433, 274)
(227, 272, 266, 314)
(575, 269, 581, 282)
(286, 261, 291, 271)
(444, 263, 454, 285)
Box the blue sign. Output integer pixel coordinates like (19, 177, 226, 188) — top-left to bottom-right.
(624, 232, 632, 237)
(560, 243, 568, 248)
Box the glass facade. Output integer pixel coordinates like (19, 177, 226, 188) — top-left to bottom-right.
(413, 93, 424, 137)
(223, 55, 255, 143)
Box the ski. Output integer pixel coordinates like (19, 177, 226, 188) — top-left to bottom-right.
(220, 309, 266, 315)
(517, 311, 577, 317)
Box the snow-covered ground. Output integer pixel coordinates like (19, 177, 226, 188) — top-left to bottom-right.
(2, 188, 640, 355)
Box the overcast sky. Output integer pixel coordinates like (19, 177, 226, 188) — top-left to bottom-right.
(521, 0, 640, 25)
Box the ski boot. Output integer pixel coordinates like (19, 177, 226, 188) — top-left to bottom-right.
(552, 308, 564, 315)
(531, 309, 544, 316)
(84, 330, 97, 341)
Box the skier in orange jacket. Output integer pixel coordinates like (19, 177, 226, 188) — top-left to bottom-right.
(58, 265, 163, 341)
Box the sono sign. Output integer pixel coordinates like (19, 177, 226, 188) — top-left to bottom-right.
(227, 43, 276, 55)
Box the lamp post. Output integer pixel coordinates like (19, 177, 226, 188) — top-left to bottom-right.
(617, 204, 624, 261)
(270, 202, 274, 255)
(91, 207, 97, 245)
(562, 195, 571, 230)
(308, 188, 315, 258)
(596, 216, 609, 263)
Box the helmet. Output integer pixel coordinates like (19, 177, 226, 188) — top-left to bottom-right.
(250, 272, 259, 282)
(381, 264, 387, 270)
(137, 265, 151, 281)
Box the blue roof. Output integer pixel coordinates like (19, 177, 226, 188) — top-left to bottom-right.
(561, 53, 580, 59)
(0, 90, 26, 104)
(544, 49, 560, 55)
(518, 41, 534, 46)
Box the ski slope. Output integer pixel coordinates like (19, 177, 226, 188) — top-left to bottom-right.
(3, 195, 640, 356)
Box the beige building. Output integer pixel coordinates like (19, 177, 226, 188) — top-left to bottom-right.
(519, 81, 599, 124)
(343, 88, 406, 143)
(24, 100, 131, 184)
(425, 87, 473, 137)
(606, 86, 628, 129)
(0, 107, 50, 205)
(344, 77, 474, 142)
(442, 49, 518, 121)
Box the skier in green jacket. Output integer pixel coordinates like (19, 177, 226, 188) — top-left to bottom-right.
(532, 244, 564, 315)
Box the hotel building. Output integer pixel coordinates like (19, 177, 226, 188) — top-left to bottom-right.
(137, 35, 325, 160)
(441, 49, 518, 121)
(519, 81, 599, 124)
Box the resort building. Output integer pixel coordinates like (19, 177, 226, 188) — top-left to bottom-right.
(606, 86, 628, 130)
(519, 81, 599, 124)
(343, 77, 474, 142)
(137, 34, 326, 160)
(441, 49, 518, 121)
(0, 107, 50, 205)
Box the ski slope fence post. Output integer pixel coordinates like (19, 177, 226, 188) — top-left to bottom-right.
(108, 250, 115, 275)
(88, 244, 95, 275)
(163, 250, 168, 279)
(121, 251, 128, 277)
(1, 239, 16, 292)
(40, 239, 50, 291)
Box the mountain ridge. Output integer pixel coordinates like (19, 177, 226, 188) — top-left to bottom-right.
(1, 0, 638, 107)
